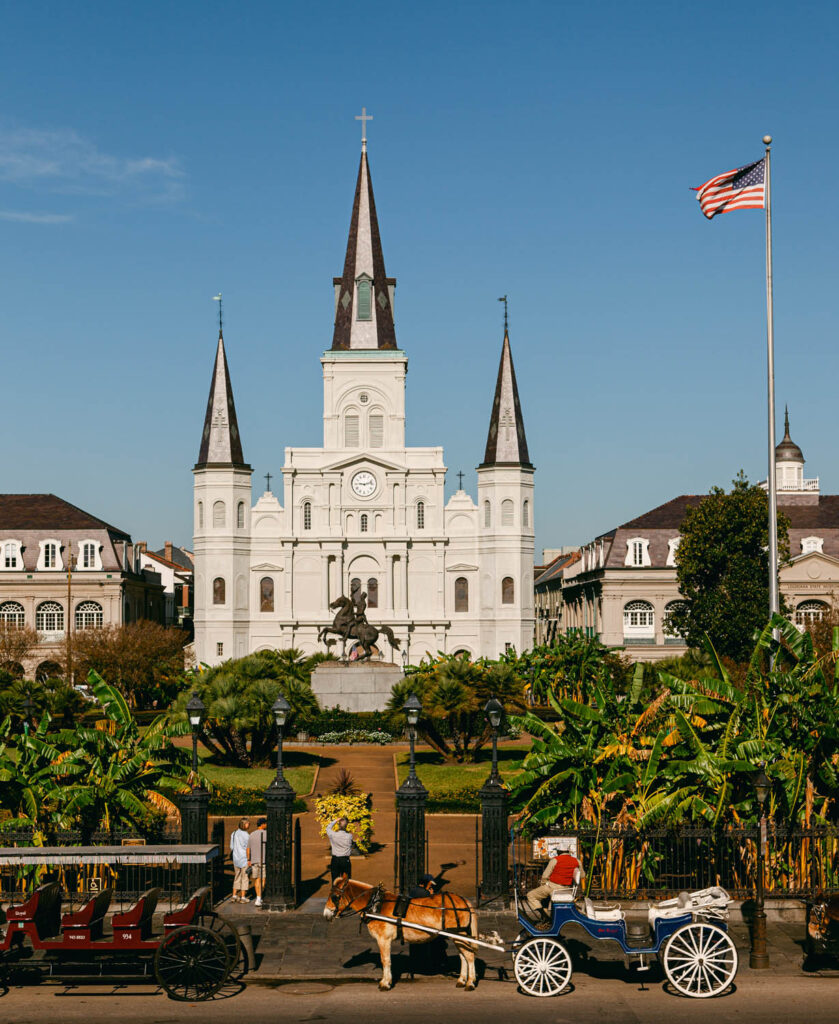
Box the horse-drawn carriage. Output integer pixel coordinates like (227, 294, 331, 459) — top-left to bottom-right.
(325, 835, 739, 999)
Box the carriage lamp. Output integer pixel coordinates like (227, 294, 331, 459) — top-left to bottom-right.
(403, 694, 422, 779)
(750, 764, 770, 970)
(485, 697, 504, 783)
(272, 694, 291, 781)
(186, 692, 205, 777)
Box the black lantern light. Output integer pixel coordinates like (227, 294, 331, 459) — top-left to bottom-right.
(185, 692, 205, 777)
(484, 696, 503, 782)
(272, 694, 291, 780)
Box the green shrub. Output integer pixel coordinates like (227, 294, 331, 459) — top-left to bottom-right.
(206, 783, 306, 815)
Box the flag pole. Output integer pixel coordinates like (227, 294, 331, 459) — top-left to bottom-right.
(763, 134, 779, 621)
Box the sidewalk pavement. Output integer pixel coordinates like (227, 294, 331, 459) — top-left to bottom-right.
(216, 896, 818, 984)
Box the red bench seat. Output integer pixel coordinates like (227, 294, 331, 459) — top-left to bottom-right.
(111, 888, 161, 943)
(61, 888, 113, 942)
(163, 886, 210, 932)
(5, 882, 61, 938)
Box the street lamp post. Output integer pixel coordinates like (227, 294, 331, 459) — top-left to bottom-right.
(180, 692, 209, 894)
(750, 766, 771, 970)
(479, 697, 509, 907)
(264, 694, 295, 911)
(395, 694, 427, 892)
(21, 696, 34, 738)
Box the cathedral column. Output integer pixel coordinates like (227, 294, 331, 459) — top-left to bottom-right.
(321, 555, 330, 610)
(400, 553, 408, 615)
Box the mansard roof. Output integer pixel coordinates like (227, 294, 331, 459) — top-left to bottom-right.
(480, 330, 532, 468)
(0, 494, 129, 538)
(331, 146, 397, 351)
(195, 332, 249, 470)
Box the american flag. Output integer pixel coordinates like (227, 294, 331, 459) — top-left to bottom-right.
(693, 158, 766, 219)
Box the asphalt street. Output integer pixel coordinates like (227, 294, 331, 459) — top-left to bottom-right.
(2, 967, 839, 1024)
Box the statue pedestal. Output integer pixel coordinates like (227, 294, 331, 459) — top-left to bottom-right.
(310, 661, 404, 712)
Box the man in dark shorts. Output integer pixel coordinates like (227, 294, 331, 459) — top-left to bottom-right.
(326, 816, 354, 880)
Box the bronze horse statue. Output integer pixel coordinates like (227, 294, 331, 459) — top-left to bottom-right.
(318, 595, 401, 661)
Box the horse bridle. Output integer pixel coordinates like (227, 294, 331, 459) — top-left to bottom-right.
(328, 877, 363, 919)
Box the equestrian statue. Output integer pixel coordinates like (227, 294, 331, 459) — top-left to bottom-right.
(318, 579, 401, 661)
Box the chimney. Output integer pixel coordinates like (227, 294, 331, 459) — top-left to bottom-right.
(165, 541, 174, 563)
(136, 541, 147, 554)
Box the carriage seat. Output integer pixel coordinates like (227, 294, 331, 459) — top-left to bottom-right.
(648, 887, 731, 926)
(582, 897, 624, 922)
(5, 883, 62, 938)
(61, 888, 113, 941)
(163, 887, 210, 932)
(111, 888, 161, 942)
(549, 867, 582, 904)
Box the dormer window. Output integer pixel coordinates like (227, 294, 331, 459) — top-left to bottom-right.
(801, 536, 824, 554)
(666, 537, 681, 567)
(2, 540, 22, 570)
(625, 537, 651, 568)
(39, 539, 63, 571)
(356, 275, 373, 321)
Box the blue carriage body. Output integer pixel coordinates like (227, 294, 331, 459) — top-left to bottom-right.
(517, 902, 704, 956)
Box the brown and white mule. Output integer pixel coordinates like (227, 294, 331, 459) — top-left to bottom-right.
(324, 877, 478, 990)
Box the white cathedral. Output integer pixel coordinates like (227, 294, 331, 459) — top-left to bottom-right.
(193, 137, 535, 667)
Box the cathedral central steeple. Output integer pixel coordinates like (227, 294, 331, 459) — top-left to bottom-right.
(331, 142, 397, 351)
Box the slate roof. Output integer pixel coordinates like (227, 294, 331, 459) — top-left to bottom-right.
(0, 494, 129, 538)
(195, 332, 248, 469)
(618, 495, 703, 531)
(331, 147, 397, 350)
(480, 330, 532, 468)
(152, 546, 194, 570)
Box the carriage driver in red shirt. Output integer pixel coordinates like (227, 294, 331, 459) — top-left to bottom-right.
(525, 849, 584, 920)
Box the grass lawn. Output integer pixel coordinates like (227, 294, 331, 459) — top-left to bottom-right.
(199, 752, 318, 796)
(395, 747, 527, 800)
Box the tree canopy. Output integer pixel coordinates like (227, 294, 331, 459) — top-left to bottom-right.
(666, 473, 790, 662)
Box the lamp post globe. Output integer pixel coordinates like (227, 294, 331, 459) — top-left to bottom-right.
(185, 692, 205, 777)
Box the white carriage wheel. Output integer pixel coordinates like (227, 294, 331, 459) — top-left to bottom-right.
(662, 922, 738, 998)
(513, 936, 572, 997)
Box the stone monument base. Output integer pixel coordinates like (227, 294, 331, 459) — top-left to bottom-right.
(310, 661, 404, 713)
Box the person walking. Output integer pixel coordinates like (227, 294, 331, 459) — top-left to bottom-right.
(326, 816, 354, 880)
(248, 817, 267, 907)
(230, 817, 251, 903)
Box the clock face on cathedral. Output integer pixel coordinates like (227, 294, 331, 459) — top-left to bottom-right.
(351, 470, 377, 497)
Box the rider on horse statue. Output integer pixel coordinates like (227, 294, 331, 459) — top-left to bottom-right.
(318, 581, 401, 661)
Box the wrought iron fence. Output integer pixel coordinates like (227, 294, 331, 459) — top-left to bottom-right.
(513, 825, 839, 900)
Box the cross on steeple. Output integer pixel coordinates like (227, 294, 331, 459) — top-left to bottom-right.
(265, 471, 272, 492)
(457, 470, 464, 490)
(355, 107, 373, 148)
(498, 295, 508, 333)
(213, 293, 223, 335)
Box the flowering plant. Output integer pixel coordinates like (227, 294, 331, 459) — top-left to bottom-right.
(314, 792, 374, 853)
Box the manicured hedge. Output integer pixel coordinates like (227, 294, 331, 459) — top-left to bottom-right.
(206, 783, 306, 815)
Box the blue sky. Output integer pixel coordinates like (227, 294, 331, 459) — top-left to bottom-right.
(1, 1, 837, 558)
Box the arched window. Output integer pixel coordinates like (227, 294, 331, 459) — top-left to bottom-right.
(360, 513, 368, 533)
(356, 276, 373, 320)
(198, 501, 204, 528)
(303, 501, 312, 531)
(367, 578, 379, 608)
(369, 413, 384, 448)
(623, 600, 655, 641)
(417, 500, 425, 530)
(455, 576, 469, 613)
(344, 413, 360, 447)
(484, 500, 491, 528)
(663, 600, 688, 639)
(36, 601, 64, 633)
(0, 601, 25, 627)
(522, 500, 530, 528)
(75, 601, 103, 630)
(237, 502, 245, 529)
(351, 577, 361, 594)
(795, 600, 829, 627)
(212, 577, 226, 605)
(501, 499, 514, 526)
(212, 500, 226, 528)
(260, 577, 274, 613)
(502, 576, 515, 604)
(36, 660, 62, 682)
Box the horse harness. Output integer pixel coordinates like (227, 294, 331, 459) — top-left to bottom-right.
(361, 885, 473, 944)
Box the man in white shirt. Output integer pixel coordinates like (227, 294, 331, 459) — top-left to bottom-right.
(230, 818, 251, 903)
(326, 817, 354, 880)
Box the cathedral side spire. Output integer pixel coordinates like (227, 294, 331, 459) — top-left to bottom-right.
(195, 330, 248, 469)
(331, 137, 397, 351)
(480, 328, 532, 468)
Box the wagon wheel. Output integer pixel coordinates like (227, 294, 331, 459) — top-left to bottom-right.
(199, 911, 247, 978)
(154, 925, 231, 1001)
(662, 922, 738, 998)
(513, 936, 572, 997)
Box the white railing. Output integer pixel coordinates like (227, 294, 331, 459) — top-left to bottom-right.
(777, 477, 819, 491)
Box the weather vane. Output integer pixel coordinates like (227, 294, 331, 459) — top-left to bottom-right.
(355, 107, 373, 148)
(213, 293, 223, 334)
(498, 295, 508, 332)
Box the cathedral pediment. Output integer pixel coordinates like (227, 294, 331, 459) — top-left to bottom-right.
(322, 453, 404, 473)
(446, 562, 479, 572)
(251, 562, 284, 572)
